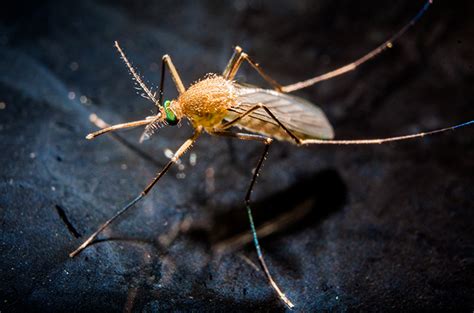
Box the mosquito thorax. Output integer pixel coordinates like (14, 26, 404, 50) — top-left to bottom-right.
(177, 74, 237, 128)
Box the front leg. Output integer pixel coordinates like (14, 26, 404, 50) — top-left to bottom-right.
(162, 54, 186, 94)
(70, 127, 202, 257)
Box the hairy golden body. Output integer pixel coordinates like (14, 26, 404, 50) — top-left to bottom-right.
(172, 74, 237, 130)
(169, 73, 335, 142)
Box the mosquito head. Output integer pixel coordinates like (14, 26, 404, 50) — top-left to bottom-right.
(138, 98, 184, 142)
(159, 99, 181, 126)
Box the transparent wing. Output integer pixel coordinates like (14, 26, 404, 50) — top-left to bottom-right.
(226, 84, 334, 141)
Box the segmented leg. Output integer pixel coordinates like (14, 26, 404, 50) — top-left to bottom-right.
(162, 54, 186, 94)
(219, 103, 302, 144)
(69, 128, 202, 258)
(157, 55, 166, 105)
(136, 54, 185, 141)
(222, 46, 242, 79)
(300, 120, 474, 145)
(211, 130, 295, 309)
(281, 0, 433, 92)
(223, 46, 283, 91)
(115, 41, 186, 102)
(223, 1, 433, 93)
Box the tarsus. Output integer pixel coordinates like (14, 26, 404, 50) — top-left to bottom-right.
(282, 0, 434, 93)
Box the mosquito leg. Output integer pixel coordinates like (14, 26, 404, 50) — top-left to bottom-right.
(158, 56, 166, 105)
(143, 54, 183, 140)
(281, 0, 433, 92)
(69, 128, 202, 258)
(300, 120, 474, 145)
(138, 56, 170, 142)
(162, 54, 186, 94)
(211, 130, 295, 309)
(85, 118, 154, 140)
(223, 46, 244, 80)
(223, 1, 432, 93)
(219, 103, 302, 144)
(224, 47, 283, 91)
(223, 46, 243, 79)
(116, 41, 185, 101)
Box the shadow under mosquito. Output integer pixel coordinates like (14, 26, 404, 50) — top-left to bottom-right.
(87, 237, 283, 310)
(73, 168, 346, 310)
(187, 168, 348, 276)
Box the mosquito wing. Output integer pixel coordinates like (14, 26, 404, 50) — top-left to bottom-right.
(226, 84, 334, 142)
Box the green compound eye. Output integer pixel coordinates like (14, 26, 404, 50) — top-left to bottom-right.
(164, 100, 178, 125)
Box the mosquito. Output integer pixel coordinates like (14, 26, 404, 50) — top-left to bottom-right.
(69, 0, 472, 309)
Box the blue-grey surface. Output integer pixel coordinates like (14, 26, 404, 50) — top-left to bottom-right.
(1, 1, 473, 312)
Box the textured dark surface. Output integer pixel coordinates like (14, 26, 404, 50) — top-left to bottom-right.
(1, 1, 474, 312)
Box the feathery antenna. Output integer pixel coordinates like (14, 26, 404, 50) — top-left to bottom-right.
(115, 41, 159, 105)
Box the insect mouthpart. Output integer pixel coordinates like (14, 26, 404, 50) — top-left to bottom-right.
(163, 100, 179, 125)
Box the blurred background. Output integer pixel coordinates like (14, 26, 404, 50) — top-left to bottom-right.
(1, 0, 473, 312)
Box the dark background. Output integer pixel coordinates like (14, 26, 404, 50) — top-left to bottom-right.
(1, 0, 473, 312)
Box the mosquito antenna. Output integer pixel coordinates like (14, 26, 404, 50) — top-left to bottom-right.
(114, 41, 159, 106)
(138, 56, 169, 142)
(281, 0, 433, 93)
(301, 120, 473, 145)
